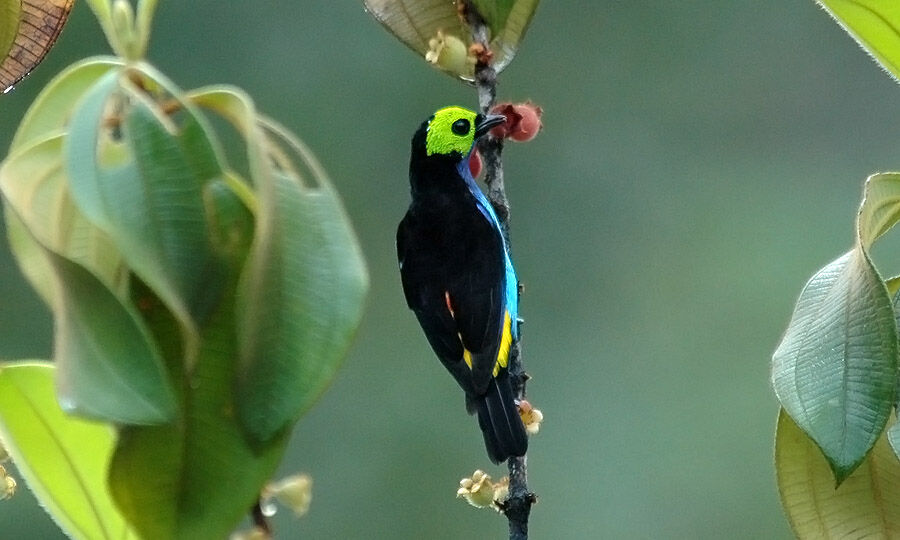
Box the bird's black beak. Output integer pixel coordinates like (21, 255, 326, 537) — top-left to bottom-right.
(474, 113, 506, 139)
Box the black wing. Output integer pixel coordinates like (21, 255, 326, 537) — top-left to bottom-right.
(397, 207, 507, 396)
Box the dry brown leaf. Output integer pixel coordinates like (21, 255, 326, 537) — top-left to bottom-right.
(1, 0, 74, 94)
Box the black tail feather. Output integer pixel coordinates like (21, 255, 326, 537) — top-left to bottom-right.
(472, 371, 528, 464)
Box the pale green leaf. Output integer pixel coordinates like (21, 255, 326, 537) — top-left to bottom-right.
(0, 134, 125, 305)
(65, 69, 224, 334)
(772, 173, 900, 483)
(0, 0, 75, 93)
(776, 409, 900, 537)
(0, 361, 134, 540)
(10, 57, 122, 151)
(888, 420, 900, 460)
(50, 252, 177, 424)
(817, 1, 900, 81)
(363, 0, 540, 80)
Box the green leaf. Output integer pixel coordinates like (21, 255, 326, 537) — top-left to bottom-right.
(235, 169, 368, 443)
(776, 409, 900, 537)
(233, 116, 367, 444)
(0, 0, 75, 93)
(108, 286, 287, 540)
(65, 69, 223, 336)
(50, 252, 177, 424)
(0, 361, 134, 540)
(816, 1, 900, 81)
(0, 134, 126, 305)
(187, 87, 367, 443)
(363, 0, 540, 80)
(469, 0, 516, 34)
(772, 173, 900, 483)
(9, 57, 122, 152)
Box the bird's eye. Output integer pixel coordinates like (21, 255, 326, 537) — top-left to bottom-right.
(451, 118, 470, 136)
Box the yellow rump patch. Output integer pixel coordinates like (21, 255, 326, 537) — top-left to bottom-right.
(463, 348, 473, 369)
(493, 311, 513, 377)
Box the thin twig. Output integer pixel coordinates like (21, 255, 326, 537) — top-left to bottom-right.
(251, 500, 272, 537)
(464, 3, 535, 539)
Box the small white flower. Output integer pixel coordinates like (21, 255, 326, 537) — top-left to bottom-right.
(519, 400, 544, 436)
(0, 465, 15, 501)
(263, 474, 312, 518)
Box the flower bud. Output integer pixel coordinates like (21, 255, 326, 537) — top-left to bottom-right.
(229, 526, 269, 540)
(457, 469, 502, 509)
(518, 400, 544, 435)
(0, 465, 15, 501)
(263, 474, 312, 518)
(425, 31, 473, 74)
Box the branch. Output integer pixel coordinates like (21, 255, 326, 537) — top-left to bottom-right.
(464, 4, 535, 539)
(251, 500, 272, 537)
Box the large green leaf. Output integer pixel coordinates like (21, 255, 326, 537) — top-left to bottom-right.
(235, 165, 367, 443)
(50, 252, 177, 424)
(190, 87, 367, 444)
(776, 409, 900, 538)
(0, 0, 75, 93)
(0, 361, 134, 540)
(65, 69, 224, 338)
(772, 173, 900, 483)
(363, 0, 540, 80)
(109, 281, 287, 540)
(816, 1, 900, 81)
(0, 134, 125, 305)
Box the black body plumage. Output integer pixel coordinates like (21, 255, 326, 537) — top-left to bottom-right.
(397, 108, 528, 463)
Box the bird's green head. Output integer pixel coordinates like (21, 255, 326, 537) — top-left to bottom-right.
(414, 106, 506, 160)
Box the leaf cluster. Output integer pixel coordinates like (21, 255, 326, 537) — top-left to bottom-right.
(0, 4, 367, 538)
(772, 2, 900, 536)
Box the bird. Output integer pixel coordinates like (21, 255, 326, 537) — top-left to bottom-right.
(396, 105, 528, 464)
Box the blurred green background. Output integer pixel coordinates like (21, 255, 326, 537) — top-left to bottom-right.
(3, 1, 900, 538)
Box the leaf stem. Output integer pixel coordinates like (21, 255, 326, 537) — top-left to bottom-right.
(464, 3, 534, 539)
(83, 0, 124, 57)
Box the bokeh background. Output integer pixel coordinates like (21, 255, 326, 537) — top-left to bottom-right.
(3, 1, 900, 538)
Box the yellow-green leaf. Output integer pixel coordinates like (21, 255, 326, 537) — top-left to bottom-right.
(0, 361, 134, 540)
(817, 1, 900, 80)
(776, 409, 900, 537)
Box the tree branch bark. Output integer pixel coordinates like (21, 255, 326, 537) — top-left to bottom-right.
(464, 4, 535, 539)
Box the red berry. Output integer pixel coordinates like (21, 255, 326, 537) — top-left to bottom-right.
(509, 103, 542, 142)
(488, 102, 542, 142)
(469, 149, 483, 177)
(489, 103, 518, 139)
